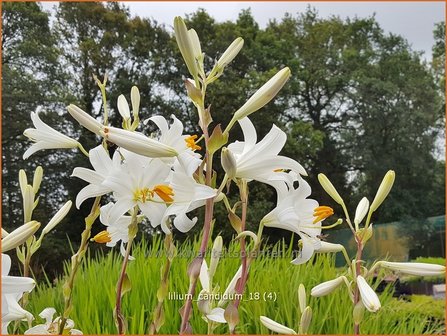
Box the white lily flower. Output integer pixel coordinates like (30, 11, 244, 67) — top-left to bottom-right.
(71, 145, 121, 208)
(102, 149, 172, 227)
(144, 115, 202, 163)
(2, 254, 35, 334)
(311, 276, 346, 297)
(24, 307, 82, 334)
(262, 176, 321, 264)
(95, 202, 133, 247)
(206, 307, 227, 324)
(227, 117, 306, 183)
(357, 276, 381, 312)
(161, 152, 216, 233)
(379, 261, 445, 276)
(260, 316, 297, 334)
(23, 110, 79, 159)
(100, 126, 178, 158)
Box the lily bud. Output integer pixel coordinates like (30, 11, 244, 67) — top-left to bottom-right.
(311, 276, 345, 297)
(174, 16, 198, 78)
(315, 241, 344, 253)
(357, 275, 381, 312)
(370, 170, 395, 213)
(354, 197, 369, 228)
(299, 306, 312, 334)
(379, 261, 445, 276)
(209, 236, 223, 280)
(217, 37, 244, 69)
(67, 104, 103, 135)
(188, 29, 202, 63)
(117, 95, 131, 122)
(298, 284, 306, 314)
(233, 67, 291, 121)
(131, 86, 140, 119)
(23, 185, 34, 223)
(100, 126, 178, 158)
(42, 201, 72, 236)
(317, 173, 344, 205)
(19, 169, 28, 196)
(260, 316, 296, 335)
(221, 147, 237, 179)
(2, 221, 41, 252)
(33, 166, 43, 194)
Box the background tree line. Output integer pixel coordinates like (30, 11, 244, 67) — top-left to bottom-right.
(2, 2, 445, 277)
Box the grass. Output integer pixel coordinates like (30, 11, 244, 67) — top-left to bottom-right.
(23, 236, 445, 334)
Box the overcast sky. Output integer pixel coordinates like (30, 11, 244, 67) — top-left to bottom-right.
(41, 2, 444, 59)
(124, 1, 444, 60)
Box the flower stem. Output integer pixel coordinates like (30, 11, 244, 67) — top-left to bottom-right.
(58, 196, 101, 334)
(115, 209, 138, 334)
(234, 180, 248, 309)
(353, 236, 363, 335)
(179, 150, 215, 334)
(149, 232, 175, 334)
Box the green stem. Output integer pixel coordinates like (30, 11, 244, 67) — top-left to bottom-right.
(58, 196, 101, 334)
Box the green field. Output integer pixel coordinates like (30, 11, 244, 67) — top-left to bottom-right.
(20, 237, 444, 335)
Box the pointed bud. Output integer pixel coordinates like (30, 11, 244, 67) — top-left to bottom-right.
(311, 276, 345, 297)
(315, 241, 344, 253)
(370, 170, 395, 213)
(185, 79, 203, 106)
(67, 104, 103, 135)
(131, 86, 140, 119)
(353, 301, 365, 324)
(299, 306, 312, 334)
(217, 37, 244, 69)
(174, 17, 198, 78)
(19, 169, 28, 197)
(188, 29, 202, 63)
(2, 221, 41, 252)
(354, 197, 369, 229)
(221, 147, 237, 179)
(23, 185, 34, 223)
(379, 261, 445, 276)
(117, 95, 131, 121)
(32, 166, 43, 194)
(317, 173, 344, 205)
(233, 67, 291, 121)
(357, 275, 381, 312)
(100, 126, 178, 158)
(260, 316, 297, 334)
(224, 303, 240, 333)
(298, 284, 306, 314)
(42, 201, 72, 236)
(209, 236, 223, 281)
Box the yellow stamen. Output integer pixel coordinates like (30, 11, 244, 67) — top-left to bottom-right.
(313, 205, 334, 224)
(273, 168, 285, 172)
(153, 185, 174, 203)
(92, 230, 112, 243)
(185, 135, 201, 151)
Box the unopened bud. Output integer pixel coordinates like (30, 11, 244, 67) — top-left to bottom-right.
(217, 37, 244, 69)
(318, 173, 344, 205)
(311, 276, 345, 297)
(232, 67, 291, 121)
(2, 221, 40, 252)
(209, 236, 223, 280)
(174, 16, 198, 78)
(19, 169, 28, 196)
(117, 94, 131, 122)
(67, 104, 103, 135)
(370, 170, 395, 213)
(298, 284, 306, 314)
(299, 306, 312, 334)
(260, 316, 296, 334)
(379, 261, 445, 276)
(221, 147, 237, 179)
(357, 275, 381, 312)
(33, 166, 43, 194)
(131, 86, 140, 119)
(42, 201, 72, 235)
(315, 241, 344, 253)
